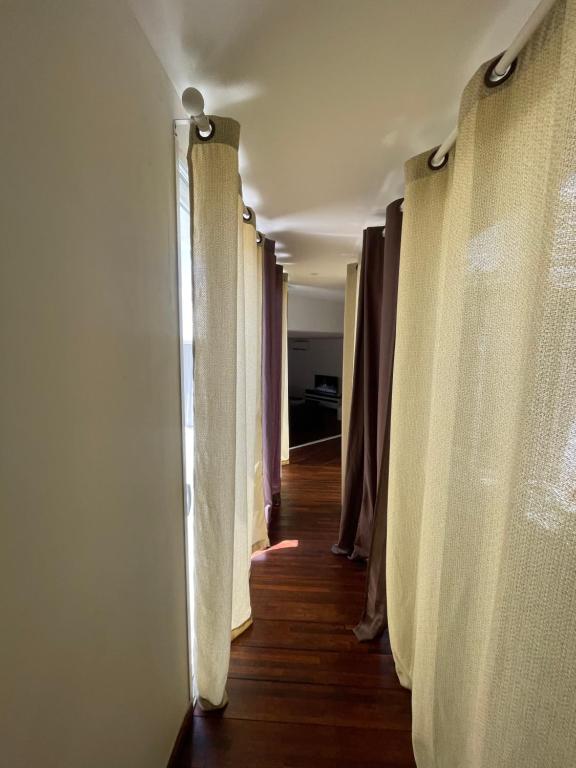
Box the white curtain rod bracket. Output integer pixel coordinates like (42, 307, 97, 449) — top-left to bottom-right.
(182, 87, 212, 135)
(179, 90, 259, 237)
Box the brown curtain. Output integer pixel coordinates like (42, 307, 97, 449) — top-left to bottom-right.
(332, 199, 403, 566)
(332, 225, 384, 558)
(354, 198, 403, 640)
(262, 239, 282, 518)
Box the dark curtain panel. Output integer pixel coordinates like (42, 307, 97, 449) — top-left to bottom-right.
(332, 198, 403, 572)
(332, 225, 385, 559)
(262, 239, 283, 519)
(355, 198, 403, 640)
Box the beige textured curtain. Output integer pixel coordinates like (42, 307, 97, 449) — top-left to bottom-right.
(252, 234, 269, 551)
(187, 117, 240, 708)
(341, 262, 359, 487)
(231, 202, 258, 638)
(187, 121, 265, 706)
(387, 2, 576, 766)
(280, 273, 290, 464)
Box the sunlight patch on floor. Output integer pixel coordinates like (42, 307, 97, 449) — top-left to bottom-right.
(252, 539, 299, 560)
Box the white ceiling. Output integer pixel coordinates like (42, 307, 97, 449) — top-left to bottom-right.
(130, 0, 539, 291)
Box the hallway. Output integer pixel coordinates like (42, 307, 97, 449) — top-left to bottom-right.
(171, 438, 415, 766)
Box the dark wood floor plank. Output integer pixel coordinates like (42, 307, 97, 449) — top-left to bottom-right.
(251, 597, 362, 624)
(195, 678, 412, 731)
(229, 646, 402, 688)
(178, 718, 416, 768)
(233, 618, 391, 654)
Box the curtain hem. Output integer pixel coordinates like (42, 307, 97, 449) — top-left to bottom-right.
(197, 690, 229, 711)
(231, 616, 253, 641)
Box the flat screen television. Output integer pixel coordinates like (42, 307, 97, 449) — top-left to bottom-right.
(314, 374, 339, 395)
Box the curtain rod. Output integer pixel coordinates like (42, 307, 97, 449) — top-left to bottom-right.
(430, 0, 558, 167)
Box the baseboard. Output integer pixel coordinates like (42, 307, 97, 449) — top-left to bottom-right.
(166, 699, 195, 767)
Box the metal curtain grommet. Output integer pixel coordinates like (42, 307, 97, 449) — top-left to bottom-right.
(243, 208, 253, 223)
(195, 118, 216, 141)
(427, 148, 449, 171)
(256, 231, 263, 244)
(484, 55, 518, 88)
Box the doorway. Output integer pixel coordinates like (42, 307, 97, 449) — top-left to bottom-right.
(288, 333, 343, 448)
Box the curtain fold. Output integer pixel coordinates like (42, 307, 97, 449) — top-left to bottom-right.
(341, 262, 359, 488)
(333, 225, 386, 559)
(187, 117, 240, 709)
(388, 2, 576, 765)
(354, 198, 402, 641)
(280, 273, 290, 465)
(231, 203, 258, 637)
(262, 241, 283, 517)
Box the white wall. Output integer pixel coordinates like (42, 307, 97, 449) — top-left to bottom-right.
(0, 2, 189, 767)
(287, 289, 344, 334)
(288, 337, 344, 399)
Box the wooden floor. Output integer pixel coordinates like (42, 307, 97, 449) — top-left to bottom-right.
(171, 437, 415, 767)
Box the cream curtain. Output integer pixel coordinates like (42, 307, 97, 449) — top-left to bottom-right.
(280, 273, 290, 464)
(252, 234, 269, 551)
(387, 2, 576, 766)
(187, 118, 240, 708)
(187, 120, 265, 707)
(231, 202, 258, 638)
(341, 262, 359, 488)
